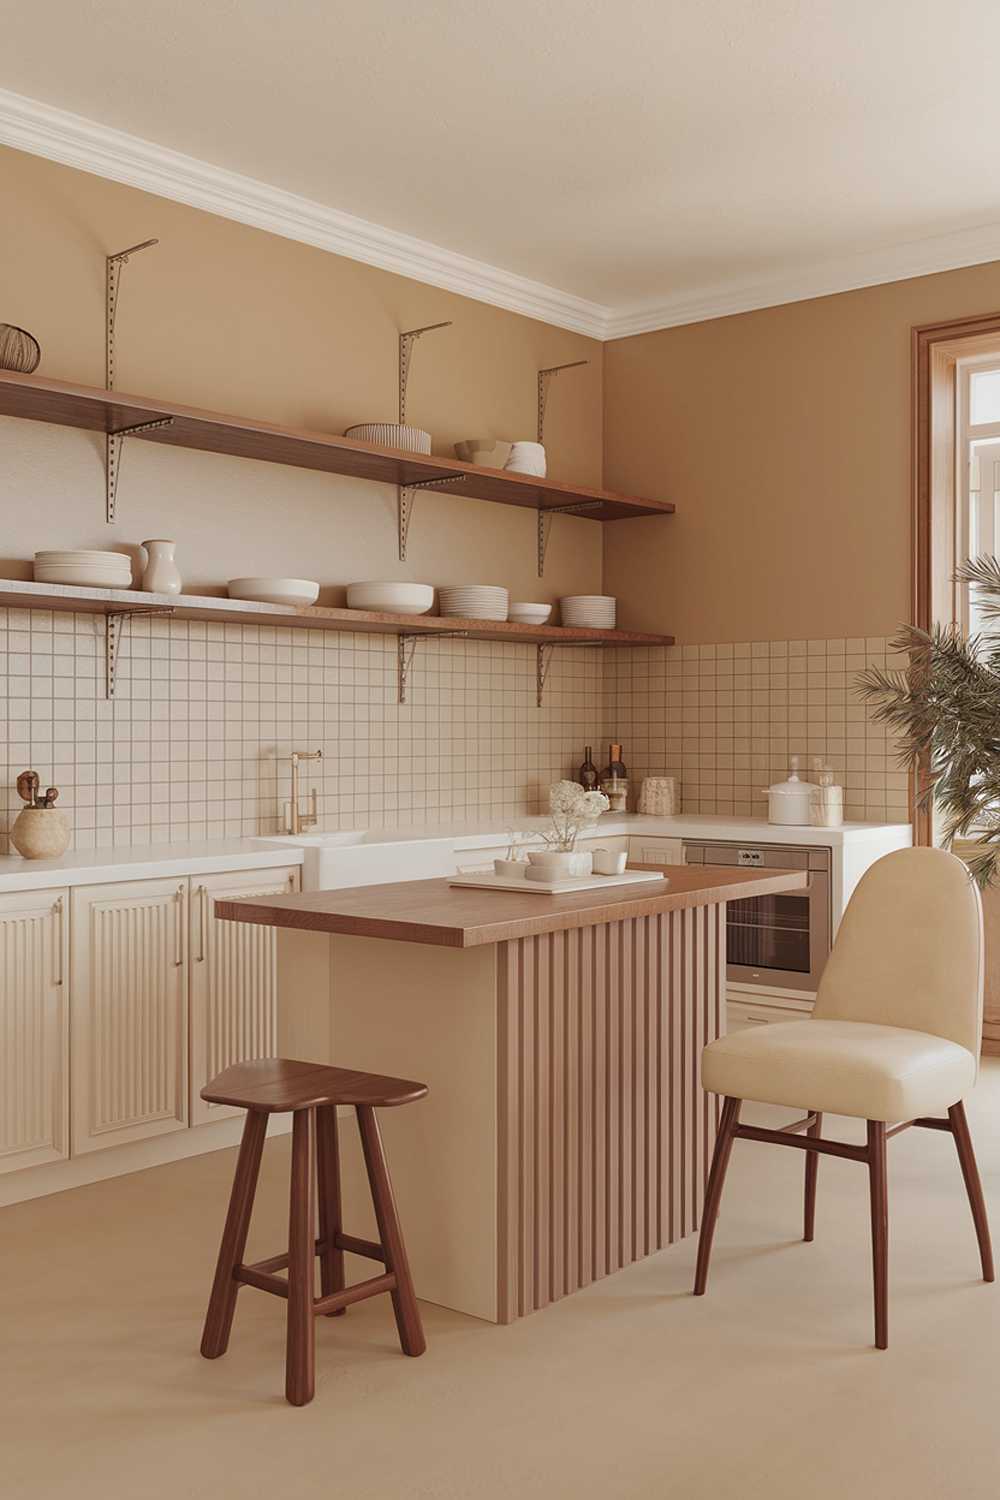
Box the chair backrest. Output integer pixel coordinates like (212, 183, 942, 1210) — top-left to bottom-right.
(813, 847, 984, 1056)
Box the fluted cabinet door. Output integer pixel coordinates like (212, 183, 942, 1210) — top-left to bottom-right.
(190, 865, 299, 1124)
(0, 888, 69, 1175)
(71, 878, 189, 1154)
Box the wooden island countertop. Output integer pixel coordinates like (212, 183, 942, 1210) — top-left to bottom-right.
(216, 863, 807, 948)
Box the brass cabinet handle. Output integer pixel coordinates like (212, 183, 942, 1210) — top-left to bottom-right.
(52, 897, 63, 986)
(175, 883, 185, 966)
(197, 884, 209, 962)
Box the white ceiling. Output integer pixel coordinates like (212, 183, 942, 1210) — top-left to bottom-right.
(4, 0, 1000, 336)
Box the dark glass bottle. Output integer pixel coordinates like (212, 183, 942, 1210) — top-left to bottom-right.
(579, 746, 599, 790)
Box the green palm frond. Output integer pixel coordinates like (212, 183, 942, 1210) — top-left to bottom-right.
(855, 558, 1000, 886)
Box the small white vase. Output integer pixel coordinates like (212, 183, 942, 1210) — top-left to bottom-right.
(141, 539, 182, 595)
(494, 859, 527, 878)
(11, 808, 70, 860)
(525, 850, 593, 880)
(504, 441, 547, 477)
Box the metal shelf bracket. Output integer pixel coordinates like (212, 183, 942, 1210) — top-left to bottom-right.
(395, 321, 454, 560)
(397, 629, 468, 704)
(397, 472, 467, 561)
(104, 606, 174, 699)
(535, 639, 606, 707)
(106, 238, 159, 523)
(537, 360, 588, 446)
(536, 499, 605, 577)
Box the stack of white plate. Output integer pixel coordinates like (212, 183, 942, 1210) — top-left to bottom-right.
(34, 550, 132, 588)
(560, 594, 617, 628)
(438, 585, 509, 621)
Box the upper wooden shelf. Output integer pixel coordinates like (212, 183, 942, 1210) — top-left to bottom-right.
(0, 371, 674, 522)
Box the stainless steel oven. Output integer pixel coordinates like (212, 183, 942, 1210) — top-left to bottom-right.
(683, 841, 832, 994)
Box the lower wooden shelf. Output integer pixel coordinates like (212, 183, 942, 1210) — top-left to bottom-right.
(0, 578, 674, 705)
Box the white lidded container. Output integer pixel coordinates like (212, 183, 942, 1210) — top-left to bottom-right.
(763, 757, 813, 825)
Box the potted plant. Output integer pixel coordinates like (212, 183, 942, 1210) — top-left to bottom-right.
(525, 781, 610, 881)
(858, 555, 1000, 885)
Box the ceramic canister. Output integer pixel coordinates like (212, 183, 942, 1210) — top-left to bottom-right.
(11, 807, 70, 860)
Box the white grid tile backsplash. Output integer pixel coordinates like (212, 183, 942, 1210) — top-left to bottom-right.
(610, 637, 909, 824)
(0, 608, 609, 853)
(0, 611, 908, 853)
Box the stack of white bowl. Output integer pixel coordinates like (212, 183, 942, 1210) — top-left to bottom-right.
(560, 594, 617, 628)
(34, 550, 132, 589)
(438, 585, 509, 621)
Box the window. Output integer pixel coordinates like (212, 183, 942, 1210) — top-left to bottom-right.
(957, 357, 1000, 638)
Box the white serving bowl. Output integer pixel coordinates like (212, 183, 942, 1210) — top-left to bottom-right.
(345, 422, 432, 455)
(346, 582, 435, 615)
(438, 585, 509, 621)
(507, 602, 552, 625)
(227, 578, 320, 607)
(34, 561, 132, 587)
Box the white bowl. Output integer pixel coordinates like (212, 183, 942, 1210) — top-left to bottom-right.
(346, 582, 435, 615)
(507, 602, 552, 625)
(227, 578, 320, 607)
(504, 441, 547, 477)
(454, 438, 512, 467)
(34, 563, 132, 587)
(345, 422, 432, 455)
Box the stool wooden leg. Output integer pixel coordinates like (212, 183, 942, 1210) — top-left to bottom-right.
(286, 1108, 317, 1406)
(804, 1111, 822, 1242)
(316, 1104, 346, 1316)
(693, 1096, 741, 1296)
(867, 1120, 888, 1350)
(357, 1104, 426, 1357)
(948, 1102, 995, 1283)
(201, 1109, 268, 1360)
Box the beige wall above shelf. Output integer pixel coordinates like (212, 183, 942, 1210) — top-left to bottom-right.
(0, 371, 674, 523)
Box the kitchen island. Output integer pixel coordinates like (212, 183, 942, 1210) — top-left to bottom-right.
(218, 862, 806, 1323)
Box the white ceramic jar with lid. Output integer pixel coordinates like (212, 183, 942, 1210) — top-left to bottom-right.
(763, 757, 813, 825)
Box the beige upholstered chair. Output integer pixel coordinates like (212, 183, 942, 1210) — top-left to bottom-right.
(694, 846, 994, 1348)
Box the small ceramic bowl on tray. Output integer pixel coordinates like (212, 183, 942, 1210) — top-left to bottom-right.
(227, 578, 320, 607)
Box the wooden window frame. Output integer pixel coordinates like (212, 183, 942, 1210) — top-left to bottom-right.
(912, 311, 1000, 845)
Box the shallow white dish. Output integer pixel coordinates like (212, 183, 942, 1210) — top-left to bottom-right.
(507, 602, 552, 625)
(439, 585, 509, 622)
(345, 422, 432, 455)
(36, 550, 131, 563)
(451, 869, 667, 895)
(346, 582, 434, 615)
(34, 561, 132, 587)
(560, 594, 617, 628)
(227, 577, 320, 607)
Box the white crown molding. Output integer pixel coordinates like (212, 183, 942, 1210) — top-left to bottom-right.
(606, 222, 1000, 339)
(4, 85, 1000, 345)
(0, 86, 612, 341)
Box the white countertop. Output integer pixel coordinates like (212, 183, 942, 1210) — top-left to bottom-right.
(0, 814, 912, 895)
(0, 838, 305, 894)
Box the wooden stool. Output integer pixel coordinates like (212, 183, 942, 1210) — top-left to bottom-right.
(199, 1057, 428, 1406)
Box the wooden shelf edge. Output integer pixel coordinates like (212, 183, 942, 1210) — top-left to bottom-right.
(0, 370, 674, 521)
(0, 579, 674, 647)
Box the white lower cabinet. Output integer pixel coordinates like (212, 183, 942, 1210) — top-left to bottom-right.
(71, 878, 190, 1154)
(0, 888, 69, 1175)
(190, 865, 299, 1124)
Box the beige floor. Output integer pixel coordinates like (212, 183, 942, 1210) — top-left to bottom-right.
(4, 1069, 1000, 1500)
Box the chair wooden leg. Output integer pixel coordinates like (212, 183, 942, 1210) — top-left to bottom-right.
(316, 1104, 346, 1316)
(948, 1102, 995, 1283)
(356, 1104, 426, 1356)
(867, 1121, 888, 1350)
(693, 1096, 741, 1296)
(200, 1109, 268, 1359)
(804, 1111, 822, 1242)
(286, 1109, 317, 1406)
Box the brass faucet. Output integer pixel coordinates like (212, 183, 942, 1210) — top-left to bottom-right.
(288, 750, 322, 834)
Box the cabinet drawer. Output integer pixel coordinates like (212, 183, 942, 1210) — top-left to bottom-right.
(726, 998, 812, 1034)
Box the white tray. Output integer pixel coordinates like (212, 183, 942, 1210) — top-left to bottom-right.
(450, 869, 669, 895)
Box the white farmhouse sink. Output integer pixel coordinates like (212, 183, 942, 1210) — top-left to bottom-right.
(256, 830, 460, 890)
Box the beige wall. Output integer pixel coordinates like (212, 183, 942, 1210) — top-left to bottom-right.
(603, 262, 1000, 643)
(1, 145, 603, 602)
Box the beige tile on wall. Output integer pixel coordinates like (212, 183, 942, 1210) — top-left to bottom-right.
(612, 636, 909, 825)
(0, 609, 610, 853)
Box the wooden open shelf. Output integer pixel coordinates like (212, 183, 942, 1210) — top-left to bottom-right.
(0, 371, 674, 522)
(0, 579, 674, 648)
